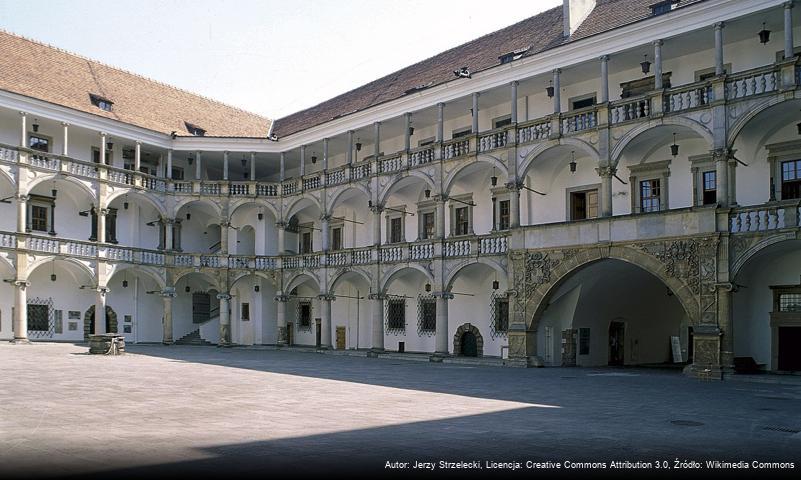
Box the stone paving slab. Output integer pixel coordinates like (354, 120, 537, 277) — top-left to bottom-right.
(0, 343, 799, 478)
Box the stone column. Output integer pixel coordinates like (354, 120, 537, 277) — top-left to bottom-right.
(276, 221, 286, 254)
(785, 1, 795, 60)
(347, 130, 354, 165)
(436, 195, 447, 239)
(404, 113, 412, 151)
(223, 151, 229, 180)
(218, 293, 231, 346)
(279, 152, 286, 181)
(161, 287, 176, 344)
(714, 149, 730, 208)
(599, 55, 609, 103)
(11, 280, 30, 343)
(320, 214, 330, 252)
(166, 150, 173, 179)
(16, 195, 28, 233)
(370, 204, 383, 246)
(373, 122, 381, 158)
(250, 152, 256, 181)
(62, 122, 69, 156)
(369, 293, 384, 351)
(718, 284, 734, 371)
(319, 293, 334, 348)
(553, 69, 561, 114)
(300, 145, 306, 177)
(19, 112, 26, 147)
(508, 183, 521, 228)
(653, 40, 664, 89)
(94, 287, 108, 334)
(598, 166, 615, 217)
(714, 22, 725, 76)
(97, 208, 107, 244)
(434, 291, 453, 355)
(195, 151, 202, 180)
(275, 293, 288, 346)
(100, 132, 107, 165)
(510, 82, 519, 123)
(322, 138, 329, 171)
(134, 141, 141, 173)
(220, 221, 229, 254)
(436, 103, 445, 143)
(471, 92, 479, 134)
(164, 218, 174, 251)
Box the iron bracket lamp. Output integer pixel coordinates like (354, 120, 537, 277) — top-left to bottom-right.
(758, 23, 771, 44)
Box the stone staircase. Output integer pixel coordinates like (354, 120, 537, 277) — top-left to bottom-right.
(175, 329, 214, 346)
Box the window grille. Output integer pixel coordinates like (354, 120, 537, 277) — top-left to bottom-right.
(779, 293, 801, 312)
(489, 292, 509, 339)
(27, 297, 54, 338)
(385, 296, 406, 334)
(417, 294, 436, 336)
(297, 301, 313, 332)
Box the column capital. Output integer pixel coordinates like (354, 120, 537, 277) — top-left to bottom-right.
(369, 204, 384, 214)
(553, 68, 562, 74)
(135, 140, 142, 146)
(320, 213, 332, 222)
(711, 147, 734, 161)
(219, 220, 231, 228)
(16, 194, 29, 203)
(98, 208, 109, 216)
(14, 280, 30, 289)
(367, 292, 386, 301)
(599, 54, 610, 62)
(373, 120, 382, 126)
(160, 287, 177, 298)
(784, 1, 794, 9)
(434, 193, 448, 203)
(505, 180, 522, 191)
(274, 294, 289, 302)
(437, 102, 445, 108)
(97, 286, 110, 295)
(99, 131, 107, 137)
(652, 39, 663, 47)
(472, 91, 480, 98)
(433, 291, 454, 300)
(597, 166, 617, 178)
(510, 80, 519, 87)
(61, 121, 70, 127)
(318, 293, 336, 302)
(275, 220, 288, 229)
(216, 293, 232, 301)
(714, 21, 725, 30)
(19, 111, 27, 117)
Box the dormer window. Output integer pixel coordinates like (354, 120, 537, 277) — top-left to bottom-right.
(650, 0, 678, 16)
(89, 94, 113, 112)
(499, 49, 526, 65)
(185, 122, 206, 136)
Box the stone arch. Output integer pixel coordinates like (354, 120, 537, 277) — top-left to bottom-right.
(611, 117, 713, 166)
(730, 234, 799, 279)
(172, 270, 220, 290)
(329, 268, 371, 295)
(105, 189, 168, 218)
(83, 304, 118, 339)
(519, 138, 599, 179)
(378, 171, 437, 206)
(284, 195, 323, 221)
(0, 165, 16, 188)
(0, 254, 16, 277)
(24, 256, 95, 284)
(108, 264, 166, 290)
(525, 245, 699, 334)
(327, 184, 371, 216)
(285, 272, 320, 294)
(173, 197, 222, 219)
(445, 258, 506, 292)
(229, 199, 279, 223)
(229, 271, 277, 291)
(380, 264, 434, 293)
(727, 96, 795, 150)
(453, 323, 484, 357)
(24, 174, 97, 202)
(443, 155, 509, 196)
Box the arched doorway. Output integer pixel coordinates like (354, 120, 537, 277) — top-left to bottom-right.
(453, 323, 484, 357)
(84, 305, 118, 339)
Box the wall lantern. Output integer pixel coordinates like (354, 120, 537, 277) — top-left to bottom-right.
(123, 201, 129, 210)
(185, 286, 191, 293)
(425, 283, 431, 293)
(122, 271, 129, 288)
(408, 126, 415, 136)
(107, 141, 114, 150)
(758, 23, 771, 44)
(187, 155, 194, 165)
(546, 80, 554, 98)
(569, 151, 577, 173)
(185, 212, 191, 221)
(797, 121, 801, 135)
(254, 285, 260, 292)
(492, 280, 499, 290)
(640, 54, 651, 75)
(32, 118, 40, 133)
(670, 133, 679, 157)
(311, 153, 317, 164)
(257, 212, 264, 221)
(491, 175, 498, 187)
(355, 139, 362, 151)
(50, 260, 56, 282)
(424, 188, 431, 198)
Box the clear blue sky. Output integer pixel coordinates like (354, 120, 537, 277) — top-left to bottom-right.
(0, 0, 561, 119)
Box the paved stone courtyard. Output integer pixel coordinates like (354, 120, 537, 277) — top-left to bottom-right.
(1, 343, 799, 478)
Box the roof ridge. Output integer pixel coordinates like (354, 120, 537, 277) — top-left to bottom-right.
(0, 28, 272, 122)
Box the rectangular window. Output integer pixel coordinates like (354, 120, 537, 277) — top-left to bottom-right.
(422, 212, 435, 239)
(331, 226, 342, 251)
(90, 94, 114, 112)
(387, 299, 405, 332)
(702, 170, 717, 205)
(31, 205, 48, 232)
(299, 302, 312, 328)
(779, 293, 801, 312)
(241, 303, 250, 321)
(171, 166, 185, 181)
(452, 127, 472, 139)
(640, 179, 661, 212)
(418, 137, 435, 147)
(493, 116, 512, 129)
(454, 207, 469, 235)
(92, 147, 112, 165)
(300, 231, 312, 254)
(570, 189, 598, 220)
(192, 293, 210, 324)
(419, 298, 436, 333)
(29, 135, 50, 152)
(650, 0, 676, 16)
(495, 298, 509, 333)
(781, 160, 801, 200)
(390, 217, 402, 243)
(27, 304, 49, 331)
(579, 328, 590, 355)
(571, 96, 596, 110)
(498, 199, 510, 230)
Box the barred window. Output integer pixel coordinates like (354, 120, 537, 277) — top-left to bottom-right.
(779, 293, 801, 312)
(418, 296, 436, 336)
(27, 304, 49, 331)
(490, 293, 509, 339)
(298, 301, 312, 330)
(386, 297, 406, 334)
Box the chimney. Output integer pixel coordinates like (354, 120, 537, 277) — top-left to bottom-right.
(563, 0, 596, 37)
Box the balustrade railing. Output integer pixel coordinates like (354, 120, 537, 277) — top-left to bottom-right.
(282, 180, 298, 195)
(107, 246, 134, 262)
(442, 138, 470, 160)
(107, 169, 134, 186)
(255, 256, 277, 270)
(517, 119, 551, 144)
(325, 168, 347, 186)
(173, 182, 192, 193)
(409, 242, 434, 260)
(444, 239, 471, 257)
(478, 129, 508, 152)
(228, 255, 252, 269)
(610, 97, 650, 124)
(352, 247, 372, 265)
(302, 174, 321, 190)
(562, 108, 597, 133)
(283, 254, 320, 269)
(256, 183, 278, 196)
(380, 245, 404, 262)
(729, 201, 800, 233)
(479, 234, 508, 255)
(27, 236, 59, 253)
(141, 251, 165, 265)
(726, 68, 778, 100)
(409, 146, 435, 166)
(66, 159, 98, 178)
(174, 254, 194, 267)
(0, 232, 15, 248)
(327, 251, 347, 266)
(200, 182, 222, 195)
(378, 154, 404, 173)
(230, 182, 250, 196)
(28, 152, 61, 171)
(350, 163, 371, 180)
(0, 146, 18, 163)
(143, 175, 166, 192)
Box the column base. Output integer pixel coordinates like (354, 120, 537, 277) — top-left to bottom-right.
(367, 347, 384, 358)
(430, 352, 449, 362)
(683, 364, 723, 381)
(504, 356, 544, 368)
(9, 338, 31, 345)
(162, 341, 174, 346)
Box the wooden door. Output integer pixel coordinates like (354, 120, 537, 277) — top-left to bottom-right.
(336, 326, 346, 350)
(609, 321, 625, 366)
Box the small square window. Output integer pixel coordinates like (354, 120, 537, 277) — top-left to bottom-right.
(89, 94, 114, 112)
(185, 122, 206, 136)
(29, 135, 50, 152)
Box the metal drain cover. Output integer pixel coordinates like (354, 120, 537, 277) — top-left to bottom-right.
(671, 420, 705, 427)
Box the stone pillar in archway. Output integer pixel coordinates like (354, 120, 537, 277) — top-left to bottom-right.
(369, 292, 384, 351)
(717, 284, 735, 371)
(220, 221, 229, 254)
(508, 183, 521, 229)
(94, 287, 108, 334)
(276, 221, 287, 254)
(318, 293, 334, 348)
(434, 291, 452, 355)
(598, 166, 615, 217)
(275, 293, 288, 346)
(11, 280, 29, 344)
(218, 293, 231, 346)
(320, 215, 330, 252)
(435, 195, 446, 239)
(16, 194, 27, 233)
(161, 287, 175, 344)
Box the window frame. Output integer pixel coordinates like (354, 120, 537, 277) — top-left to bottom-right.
(491, 186, 511, 231)
(416, 198, 437, 240)
(569, 93, 597, 111)
(448, 194, 474, 237)
(385, 206, 406, 244)
(27, 194, 55, 235)
(628, 160, 671, 214)
(766, 140, 801, 201)
(28, 132, 52, 153)
(566, 185, 600, 221)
